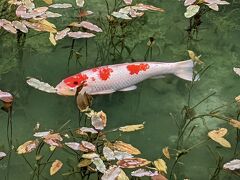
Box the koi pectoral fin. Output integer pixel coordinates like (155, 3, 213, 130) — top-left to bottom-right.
(118, 85, 137, 92)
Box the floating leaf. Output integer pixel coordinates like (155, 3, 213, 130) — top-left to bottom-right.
(65, 142, 81, 151)
(151, 174, 168, 180)
(112, 12, 132, 20)
(49, 3, 72, 9)
(103, 146, 115, 161)
(81, 141, 96, 152)
(68, 31, 95, 39)
(117, 158, 151, 168)
(154, 159, 167, 174)
(235, 95, 240, 103)
(79, 21, 102, 32)
(92, 157, 106, 173)
(55, 28, 70, 41)
(91, 111, 107, 130)
(45, 11, 62, 18)
(119, 123, 144, 132)
(162, 147, 170, 159)
(78, 159, 92, 167)
(21, 7, 48, 19)
(17, 140, 39, 154)
(0, 152, 7, 160)
(0, 90, 13, 103)
(206, 3, 219, 11)
(229, 119, 240, 129)
(114, 150, 133, 160)
(12, 21, 28, 33)
(26, 78, 56, 93)
(131, 169, 158, 177)
(49, 32, 56, 46)
(79, 10, 93, 17)
(82, 153, 99, 159)
(123, 0, 132, 5)
(184, 0, 197, 6)
(134, 3, 165, 12)
(184, 5, 200, 18)
(76, 0, 85, 7)
(79, 127, 98, 134)
(233, 67, 240, 76)
(113, 141, 141, 155)
(2, 23, 17, 34)
(223, 159, 240, 170)
(102, 166, 121, 180)
(187, 50, 203, 64)
(16, 5, 27, 17)
(208, 128, 231, 148)
(43, 133, 63, 147)
(117, 169, 129, 180)
(34, 131, 50, 137)
(43, 0, 53, 5)
(50, 160, 63, 175)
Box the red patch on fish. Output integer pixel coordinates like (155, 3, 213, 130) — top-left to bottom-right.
(63, 73, 88, 87)
(98, 67, 113, 80)
(127, 63, 150, 75)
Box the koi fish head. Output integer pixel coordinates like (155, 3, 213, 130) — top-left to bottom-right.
(55, 73, 88, 96)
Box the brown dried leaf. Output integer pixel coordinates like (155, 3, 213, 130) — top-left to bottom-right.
(79, 10, 93, 17)
(117, 158, 151, 168)
(119, 123, 144, 132)
(50, 160, 63, 175)
(17, 140, 38, 154)
(154, 159, 167, 174)
(162, 147, 170, 159)
(113, 141, 141, 155)
(76, 92, 93, 111)
(229, 119, 240, 129)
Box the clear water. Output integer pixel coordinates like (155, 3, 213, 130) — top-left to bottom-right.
(0, 0, 239, 179)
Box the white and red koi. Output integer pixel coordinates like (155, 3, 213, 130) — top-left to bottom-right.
(55, 60, 196, 96)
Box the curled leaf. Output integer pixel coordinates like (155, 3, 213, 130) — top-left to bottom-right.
(79, 127, 98, 134)
(119, 123, 144, 132)
(113, 141, 141, 155)
(17, 140, 39, 154)
(50, 160, 63, 175)
(112, 12, 132, 20)
(154, 159, 167, 174)
(162, 147, 170, 159)
(43, 133, 63, 147)
(81, 141, 96, 152)
(26, 78, 56, 93)
(91, 111, 107, 130)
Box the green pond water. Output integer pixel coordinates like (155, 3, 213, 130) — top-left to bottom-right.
(0, 0, 240, 179)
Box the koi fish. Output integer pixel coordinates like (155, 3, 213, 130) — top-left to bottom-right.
(56, 60, 196, 96)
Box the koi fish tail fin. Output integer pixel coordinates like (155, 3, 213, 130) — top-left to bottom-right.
(173, 60, 199, 81)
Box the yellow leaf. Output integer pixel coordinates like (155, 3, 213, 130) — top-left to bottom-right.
(113, 141, 141, 155)
(235, 95, 240, 103)
(229, 119, 240, 129)
(187, 50, 203, 64)
(162, 147, 170, 159)
(78, 159, 92, 167)
(154, 159, 167, 174)
(49, 33, 56, 46)
(50, 160, 63, 175)
(42, 0, 53, 5)
(208, 128, 231, 148)
(119, 123, 144, 132)
(40, 20, 56, 28)
(117, 169, 129, 180)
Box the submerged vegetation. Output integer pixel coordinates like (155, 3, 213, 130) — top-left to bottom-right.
(0, 0, 240, 179)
